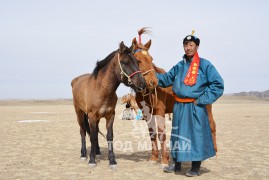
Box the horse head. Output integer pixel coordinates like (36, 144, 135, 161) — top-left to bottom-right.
(132, 28, 158, 90)
(117, 42, 146, 92)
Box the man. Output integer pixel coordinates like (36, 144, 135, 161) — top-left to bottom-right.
(122, 102, 134, 120)
(157, 32, 224, 177)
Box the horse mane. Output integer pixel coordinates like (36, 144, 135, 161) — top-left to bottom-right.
(92, 50, 117, 77)
(152, 63, 166, 74)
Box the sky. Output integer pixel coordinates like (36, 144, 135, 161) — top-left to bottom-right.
(1, 0, 269, 99)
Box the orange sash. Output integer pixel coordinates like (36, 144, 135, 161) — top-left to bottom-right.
(184, 52, 200, 86)
(173, 93, 196, 103)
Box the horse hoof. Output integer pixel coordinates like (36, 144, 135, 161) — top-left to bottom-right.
(109, 164, 117, 170)
(160, 163, 169, 169)
(88, 163, 97, 168)
(80, 157, 87, 161)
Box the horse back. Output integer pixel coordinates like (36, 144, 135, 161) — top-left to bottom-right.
(71, 73, 118, 119)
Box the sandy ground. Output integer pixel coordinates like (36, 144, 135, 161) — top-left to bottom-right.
(0, 97, 269, 180)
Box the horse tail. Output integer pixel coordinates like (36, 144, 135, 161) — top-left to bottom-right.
(83, 113, 91, 135)
(98, 129, 106, 139)
(83, 113, 106, 139)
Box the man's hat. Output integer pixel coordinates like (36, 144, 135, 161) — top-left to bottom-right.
(183, 30, 200, 46)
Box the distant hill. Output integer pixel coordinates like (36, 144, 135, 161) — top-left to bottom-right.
(230, 90, 269, 99)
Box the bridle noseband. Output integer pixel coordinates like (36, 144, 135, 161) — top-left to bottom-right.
(118, 53, 142, 85)
(133, 49, 155, 76)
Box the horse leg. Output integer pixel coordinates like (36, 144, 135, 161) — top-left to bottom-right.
(147, 115, 159, 164)
(206, 104, 217, 152)
(84, 114, 101, 155)
(96, 119, 101, 155)
(74, 108, 87, 160)
(88, 116, 98, 168)
(106, 113, 117, 169)
(156, 114, 169, 166)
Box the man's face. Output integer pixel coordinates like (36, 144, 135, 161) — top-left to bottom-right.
(183, 41, 199, 57)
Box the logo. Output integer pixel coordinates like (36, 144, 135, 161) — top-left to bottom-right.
(114, 101, 191, 153)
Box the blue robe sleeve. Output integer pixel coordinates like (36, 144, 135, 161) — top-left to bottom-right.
(196, 64, 224, 105)
(156, 64, 180, 88)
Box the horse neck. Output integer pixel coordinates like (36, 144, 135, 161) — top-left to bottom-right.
(153, 63, 166, 74)
(96, 56, 121, 96)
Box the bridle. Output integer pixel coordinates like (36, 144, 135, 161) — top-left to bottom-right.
(118, 53, 142, 85)
(133, 48, 158, 124)
(133, 48, 155, 77)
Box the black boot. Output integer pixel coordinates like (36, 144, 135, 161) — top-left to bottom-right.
(186, 161, 201, 177)
(163, 162, 181, 173)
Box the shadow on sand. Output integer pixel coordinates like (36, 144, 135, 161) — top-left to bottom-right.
(86, 147, 151, 163)
(85, 147, 211, 176)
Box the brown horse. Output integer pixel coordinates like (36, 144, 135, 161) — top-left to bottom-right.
(132, 28, 217, 167)
(71, 42, 146, 169)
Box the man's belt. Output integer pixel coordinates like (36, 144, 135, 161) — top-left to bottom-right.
(173, 93, 196, 103)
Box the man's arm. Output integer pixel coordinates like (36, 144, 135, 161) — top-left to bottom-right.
(156, 63, 180, 88)
(196, 64, 224, 105)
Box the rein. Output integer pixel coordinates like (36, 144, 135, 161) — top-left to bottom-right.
(118, 53, 142, 85)
(142, 69, 155, 76)
(142, 88, 158, 125)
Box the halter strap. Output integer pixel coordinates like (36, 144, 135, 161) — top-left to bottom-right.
(133, 49, 142, 54)
(118, 53, 142, 84)
(133, 48, 155, 76)
(142, 69, 155, 76)
(129, 71, 141, 78)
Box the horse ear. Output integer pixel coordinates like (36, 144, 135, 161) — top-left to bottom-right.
(144, 39, 151, 50)
(119, 41, 127, 54)
(130, 38, 138, 53)
(129, 43, 134, 53)
(132, 38, 137, 46)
